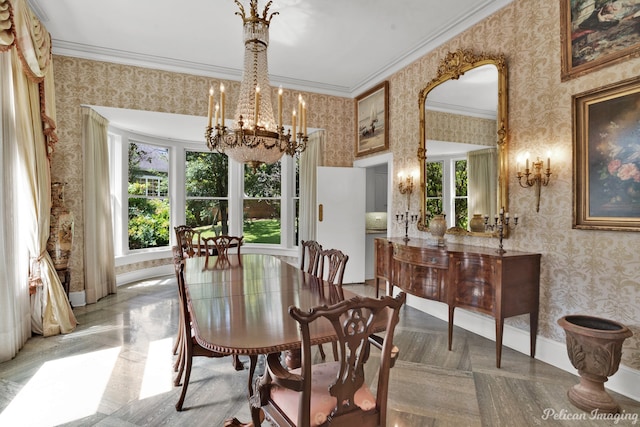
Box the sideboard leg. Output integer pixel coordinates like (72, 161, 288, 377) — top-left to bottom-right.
(495, 318, 504, 368)
(530, 311, 539, 358)
(448, 306, 455, 351)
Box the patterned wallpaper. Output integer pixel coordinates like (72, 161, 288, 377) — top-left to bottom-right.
(427, 111, 496, 146)
(52, 0, 640, 370)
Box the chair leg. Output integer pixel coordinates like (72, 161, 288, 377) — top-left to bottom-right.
(247, 355, 258, 397)
(317, 344, 327, 359)
(174, 340, 186, 386)
(331, 342, 339, 361)
(175, 344, 192, 411)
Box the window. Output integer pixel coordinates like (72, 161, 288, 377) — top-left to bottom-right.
(425, 157, 468, 229)
(185, 151, 229, 237)
(243, 162, 281, 244)
(127, 142, 170, 250)
(108, 125, 300, 257)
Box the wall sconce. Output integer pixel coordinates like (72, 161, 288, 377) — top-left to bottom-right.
(396, 171, 419, 242)
(516, 151, 552, 212)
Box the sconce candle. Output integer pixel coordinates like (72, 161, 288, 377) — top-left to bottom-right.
(516, 154, 552, 212)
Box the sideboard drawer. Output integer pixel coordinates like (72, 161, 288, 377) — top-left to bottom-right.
(393, 244, 448, 268)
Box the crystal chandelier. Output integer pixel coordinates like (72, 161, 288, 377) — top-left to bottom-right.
(205, 0, 307, 168)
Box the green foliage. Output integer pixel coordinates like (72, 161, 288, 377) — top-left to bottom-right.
(244, 162, 281, 197)
(128, 197, 170, 249)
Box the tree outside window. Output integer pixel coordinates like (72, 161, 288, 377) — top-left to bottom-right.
(185, 151, 229, 237)
(243, 162, 281, 244)
(128, 142, 170, 249)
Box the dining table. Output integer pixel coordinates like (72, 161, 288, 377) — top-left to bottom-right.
(183, 253, 366, 425)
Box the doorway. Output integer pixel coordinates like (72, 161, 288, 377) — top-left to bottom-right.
(353, 153, 393, 281)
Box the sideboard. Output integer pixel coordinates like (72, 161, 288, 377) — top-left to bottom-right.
(375, 237, 541, 368)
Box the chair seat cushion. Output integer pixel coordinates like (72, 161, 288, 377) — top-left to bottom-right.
(269, 361, 376, 426)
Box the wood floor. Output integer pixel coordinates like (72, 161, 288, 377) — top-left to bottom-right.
(1, 276, 639, 426)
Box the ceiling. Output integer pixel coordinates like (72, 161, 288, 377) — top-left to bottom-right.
(31, 0, 512, 142)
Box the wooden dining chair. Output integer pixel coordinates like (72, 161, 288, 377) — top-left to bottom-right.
(316, 248, 349, 360)
(203, 235, 243, 268)
(300, 240, 322, 276)
(256, 292, 406, 427)
(171, 246, 257, 411)
(174, 225, 204, 259)
(171, 227, 206, 370)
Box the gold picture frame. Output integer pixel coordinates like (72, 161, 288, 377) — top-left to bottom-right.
(355, 81, 389, 157)
(561, 0, 640, 81)
(573, 76, 640, 231)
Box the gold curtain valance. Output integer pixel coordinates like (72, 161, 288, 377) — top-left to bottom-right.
(0, 0, 52, 81)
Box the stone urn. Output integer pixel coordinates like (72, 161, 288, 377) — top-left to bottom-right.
(558, 314, 633, 414)
(429, 214, 447, 246)
(46, 182, 74, 271)
(469, 214, 485, 232)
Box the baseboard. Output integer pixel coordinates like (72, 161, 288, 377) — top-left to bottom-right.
(116, 265, 173, 286)
(403, 293, 640, 402)
(68, 291, 86, 307)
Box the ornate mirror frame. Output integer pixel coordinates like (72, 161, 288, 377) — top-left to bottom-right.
(417, 49, 509, 237)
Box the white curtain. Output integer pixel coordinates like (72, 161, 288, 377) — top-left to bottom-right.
(468, 148, 498, 220)
(82, 107, 116, 304)
(0, 0, 77, 343)
(298, 130, 324, 243)
(0, 51, 31, 361)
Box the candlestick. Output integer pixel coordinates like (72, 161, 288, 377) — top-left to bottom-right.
(484, 207, 518, 254)
(214, 103, 219, 126)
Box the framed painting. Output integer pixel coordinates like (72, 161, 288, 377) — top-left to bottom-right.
(355, 81, 388, 157)
(573, 76, 640, 231)
(561, 0, 640, 81)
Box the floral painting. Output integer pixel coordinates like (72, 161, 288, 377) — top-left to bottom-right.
(561, 0, 640, 80)
(573, 76, 640, 230)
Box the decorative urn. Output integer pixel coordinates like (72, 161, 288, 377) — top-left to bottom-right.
(557, 314, 632, 414)
(469, 213, 485, 232)
(429, 214, 447, 246)
(46, 182, 74, 271)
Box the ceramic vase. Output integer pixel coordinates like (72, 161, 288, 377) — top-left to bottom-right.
(557, 315, 633, 414)
(469, 214, 485, 232)
(429, 214, 446, 246)
(47, 182, 74, 271)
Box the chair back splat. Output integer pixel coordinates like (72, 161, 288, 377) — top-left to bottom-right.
(300, 240, 322, 275)
(203, 235, 243, 268)
(174, 225, 203, 258)
(258, 292, 406, 427)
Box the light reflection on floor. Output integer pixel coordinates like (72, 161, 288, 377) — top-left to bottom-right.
(139, 338, 173, 400)
(0, 347, 120, 427)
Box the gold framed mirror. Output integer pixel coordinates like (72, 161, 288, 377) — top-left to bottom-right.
(417, 49, 508, 237)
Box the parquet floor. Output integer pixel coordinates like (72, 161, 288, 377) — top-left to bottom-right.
(1, 276, 638, 426)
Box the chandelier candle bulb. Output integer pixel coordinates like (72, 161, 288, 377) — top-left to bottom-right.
(220, 83, 225, 128)
(302, 101, 307, 135)
(278, 86, 283, 129)
(292, 109, 296, 137)
(207, 86, 214, 128)
(215, 103, 219, 126)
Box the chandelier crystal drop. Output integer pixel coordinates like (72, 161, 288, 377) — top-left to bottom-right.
(205, 0, 307, 168)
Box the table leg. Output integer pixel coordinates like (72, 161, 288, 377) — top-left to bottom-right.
(284, 349, 301, 369)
